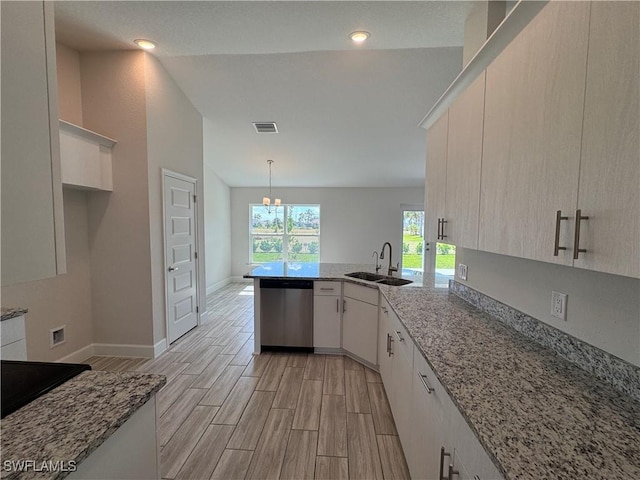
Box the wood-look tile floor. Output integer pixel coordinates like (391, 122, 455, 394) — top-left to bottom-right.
(83, 283, 410, 480)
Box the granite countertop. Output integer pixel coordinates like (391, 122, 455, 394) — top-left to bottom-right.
(1, 370, 166, 480)
(378, 284, 640, 480)
(1, 307, 28, 322)
(244, 262, 430, 288)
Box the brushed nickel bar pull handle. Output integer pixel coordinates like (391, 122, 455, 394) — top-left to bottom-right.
(320, 287, 334, 291)
(343, 300, 346, 313)
(387, 333, 393, 357)
(417, 371, 434, 394)
(553, 210, 569, 256)
(573, 209, 589, 260)
(440, 219, 448, 239)
(439, 447, 451, 480)
(437, 218, 441, 240)
(448, 463, 459, 480)
(394, 330, 404, 342)
(336, 298, 339, 313)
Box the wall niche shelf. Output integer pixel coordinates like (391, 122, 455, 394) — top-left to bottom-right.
(59, 120, 117, 191)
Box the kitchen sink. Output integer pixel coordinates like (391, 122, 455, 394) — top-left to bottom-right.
(344, 271, 387, 282)
(375, 278, 413, 286)
(344, 271, 413, 286)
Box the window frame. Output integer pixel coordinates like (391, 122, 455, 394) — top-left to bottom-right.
(249, 203, 321, 264)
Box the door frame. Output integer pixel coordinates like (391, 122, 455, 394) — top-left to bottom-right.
(161, 168, 201, 344)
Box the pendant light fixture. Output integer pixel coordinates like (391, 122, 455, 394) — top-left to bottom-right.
(263, 159, 281, 212)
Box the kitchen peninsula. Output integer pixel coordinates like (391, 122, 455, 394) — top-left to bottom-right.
(1, 370, 165, 480)
(245, 262, 640, 479)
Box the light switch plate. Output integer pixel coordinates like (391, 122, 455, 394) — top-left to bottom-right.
(551, 291, 567, 321)
(458, 264, 468, 281)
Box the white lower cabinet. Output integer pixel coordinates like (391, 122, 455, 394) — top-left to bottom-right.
(379, 296, 503, 480)
(411, 347, 448, 480)
(1, 315, 27, 360)
(313, 281, 342, 349)
(342, 283, 378, 365)
(67, 398, 159, 479)
(385, 303, 414, 456)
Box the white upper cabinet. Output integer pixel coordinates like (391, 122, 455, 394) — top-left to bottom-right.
(424, 112, 448, 250)
(573, 2, 639, 278)
(479, 1, 590, 265)
(1, 1, 66, 285)
(444, 72, 486, 250)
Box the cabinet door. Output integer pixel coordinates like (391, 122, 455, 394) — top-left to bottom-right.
(410, 348, 446, 480)
(342, 298, 378, 365)
(445, 72, 485, 249)
(574, 2, 639, 278)
(479, 2, 590, 265)
(313, 295, 341, 348)
(425, 112, 449, 249)
(391, 336, 413, 461)
(1, 1, 65, 285)
(378, 303, 393, 384)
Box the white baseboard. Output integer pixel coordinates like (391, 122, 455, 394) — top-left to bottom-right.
(56, 344, 95, 363)
(230, 276, 252, 283)
(154, 338, 168, 358)
(55, 341, 160, 362)
(92, 343, 155, 358)
(206, 277, 232, 296)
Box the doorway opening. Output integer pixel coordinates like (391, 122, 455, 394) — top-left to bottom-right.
(401, 208, 424, 276)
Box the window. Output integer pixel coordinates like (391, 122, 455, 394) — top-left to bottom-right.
(250, 204, 320, 263)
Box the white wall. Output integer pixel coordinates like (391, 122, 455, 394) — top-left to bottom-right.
(204, 159, 231, 292)
(144, 54, 205, 342)
(230, 187, 424, 277)
(80, 51, 155, 347)
(1, 190, 94, 361)
(456, 248, 640, 366)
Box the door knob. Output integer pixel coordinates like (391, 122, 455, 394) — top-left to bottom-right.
(168, 266, 179, 272)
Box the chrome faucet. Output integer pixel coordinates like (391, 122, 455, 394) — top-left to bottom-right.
(379, 242, 399, 276)
(372, 250, 381, 273)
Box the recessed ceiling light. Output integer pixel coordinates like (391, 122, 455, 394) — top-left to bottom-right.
(134, 39, 156, 50)
(349, 31, 370, 44)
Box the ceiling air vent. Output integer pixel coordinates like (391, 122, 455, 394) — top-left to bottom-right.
(253, 122, 279, 134)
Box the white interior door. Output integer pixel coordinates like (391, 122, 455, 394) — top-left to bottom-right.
(163, 171, 199, 343)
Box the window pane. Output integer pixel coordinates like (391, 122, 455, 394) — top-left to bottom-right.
(287, 206, 320, 235)
(252, 206, 284, 234)
(252, 235, 284, 263)
(288, 236, 319, 262)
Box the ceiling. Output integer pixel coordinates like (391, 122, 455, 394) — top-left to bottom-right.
(54, 1, 472, 187)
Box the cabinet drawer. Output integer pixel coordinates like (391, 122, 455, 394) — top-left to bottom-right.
(344, 282, 379, 306)
(314, 281, 341, 296)
(1, 315, 26, 346)
(388, 308, 412, 364)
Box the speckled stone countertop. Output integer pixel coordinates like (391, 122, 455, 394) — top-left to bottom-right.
(1, 370, 166, 480)
(378, 284, 640, 480)
(244, 262, 426, 288)
(1, 307, 28, 321)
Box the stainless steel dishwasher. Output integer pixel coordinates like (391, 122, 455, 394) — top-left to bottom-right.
(260, 279, 313, 351)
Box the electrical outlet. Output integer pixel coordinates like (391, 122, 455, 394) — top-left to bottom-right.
(458, 263, 468, 281)
(551, 292, 567, 321)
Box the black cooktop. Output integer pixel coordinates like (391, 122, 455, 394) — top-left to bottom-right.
(1, 360, 91, 418)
